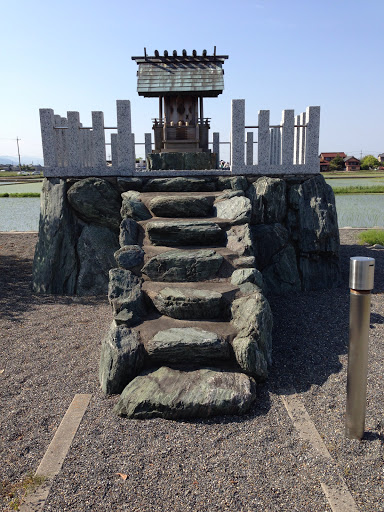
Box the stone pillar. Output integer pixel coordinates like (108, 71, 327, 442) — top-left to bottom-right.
(54, 115, 64, 167)
(258, 110, 270, 169)
(60, 117, 68, 167)
(117, 100, 134, 173)
(39, 109, 58, 168)
(231, 99, 245, 172)
(299, 112, 306, 165)
(92, 111, 106, 170)
(213, 132, 220, 168)
(111, 133, 118, 169)
(246, 132, 253, 166)
(67, 111, 81, 169)
(281, 109, 294, 167)
(294, 114, 300, 165)
(129, 133, 136, 172)
(305, 106, 320, 171)
(144, 133, 152, 160)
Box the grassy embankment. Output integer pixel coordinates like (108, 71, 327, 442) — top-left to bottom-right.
(358, 229, 384, 246)
(332, 185, 384, 195)
(0, 192, 41, 198)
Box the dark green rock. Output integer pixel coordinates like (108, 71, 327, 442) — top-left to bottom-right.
(99, 322, 144, 395)
(67, 177, 121, 230)
(117, 177, 143, 192)
(217, 176, 248, 191)
(141, 249, 223, 282)
(119, 218, 139, 247)
(114, 367, 256, 419)
(251, 224, 289, 270)
(214, 196, 252, 225)
(261, 245, 301, 295)
(299, 254, 341, 291)
(121, 191, 152, 221)
(114, 245, 144, 270)
(151, 287, 225, 320)
(76, 225, 119, 296)
(32, 178, 78, 294)
(231, 268, 263, 288)
(232, 336, 269, 381)
(143, 177, 216, 192)
(226, 225, 254, 257)
(146, 327, 230, 364)
(146, 220, 225, 246)
(246, 177, 286, 224)
(108, 269, 146, 326)
(149, 195, 213, 218)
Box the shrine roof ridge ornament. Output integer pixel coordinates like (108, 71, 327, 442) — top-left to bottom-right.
(131, 47, 229, 64)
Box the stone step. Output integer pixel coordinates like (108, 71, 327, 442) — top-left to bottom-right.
(141, 248, 225, 282)
(114, 366, 256, 419)
(142, 246, 256, 279)
(146, 327, 231, 364)
(146, 194, 215, 218)
(134, 315, 237, 345)
(142, 219, 228, 247)
(142, 281, 238, 320)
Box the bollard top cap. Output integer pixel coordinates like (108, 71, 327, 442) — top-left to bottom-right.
(349, 256, 375, 290)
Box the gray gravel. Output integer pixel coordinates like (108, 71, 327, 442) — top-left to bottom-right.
(0, 230, 383, 511)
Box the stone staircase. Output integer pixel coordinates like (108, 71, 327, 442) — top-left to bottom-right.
(99, 177, 273, 420)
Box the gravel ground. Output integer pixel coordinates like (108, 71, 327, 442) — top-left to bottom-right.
(0, 230, 383, 511)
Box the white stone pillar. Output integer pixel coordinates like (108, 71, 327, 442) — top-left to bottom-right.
(299, 112, 306, 165)
(39, 109, 58, 168)
(281, 109, 294, 167)
(54, 114, 63, 167)
(305, 106, 320, 171)
(117, 100, 133, 172)
(213, 132, 220, 168)
(92, 111, 106, 170)
(246, 131, 253, 166)
(144, 133, 152, 160)
(111, 133, 118, 169)
(67, 111, 81, 169)
(269, 128, 275, 164)
(129, 133, 136, 172)
(258, 110, 270, 168)
(231, 99, 245, 172)
(60, 117, 68, 167)
(294, 114, 300, 165)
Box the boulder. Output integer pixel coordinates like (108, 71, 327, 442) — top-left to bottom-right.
(149, 195, 213, 218)
(231, 291, 273, 369)
(251, 224, 289, 269)
(217, 176, 248, 191)
(233, 256, 256, 269)
(119, 218, 139, 247)
(114, 366, 256, 419)
(67, 177, 121, 230)
(99, 322, 144, 395)
(146, 220, 225, 246)
(232, 336, 269, 381)
(146, 327, 230, 364)
(143, 177, 216, 192)
(114, 245, 144, 271)
(287, 175, 340, 254)
(117, 177, 143, 192)
(108, 269, 146, 326)
(214, 196, 252, 225)
(299, 254, 341, 291)
(121, 191, 152, 221)
(216, 189, 244, 200)
(226, 224, 254, 256)
(32, 178, 78, 294)
(76, 225, 119, 296)
(261, 245, 301, 295)
(150, 287, 225, 320)
(141, 249, 223, 282)
(231, 268, 263, 288)
(247, 177, 286, 224)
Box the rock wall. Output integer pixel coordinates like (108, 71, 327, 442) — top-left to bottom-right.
(32, 174, 340, 296)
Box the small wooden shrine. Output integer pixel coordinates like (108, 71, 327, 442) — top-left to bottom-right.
(132, 48, 228, 155)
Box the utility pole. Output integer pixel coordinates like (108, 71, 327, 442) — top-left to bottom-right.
(16, 137, 22, 171)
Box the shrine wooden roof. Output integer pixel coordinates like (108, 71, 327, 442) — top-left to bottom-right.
(132, 52, 228, 97)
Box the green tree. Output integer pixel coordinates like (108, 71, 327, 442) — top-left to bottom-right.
(328, 154, 344, 171)
(360, 155, 379, 170)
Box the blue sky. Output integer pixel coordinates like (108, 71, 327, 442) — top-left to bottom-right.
(1, 0, 383, 163)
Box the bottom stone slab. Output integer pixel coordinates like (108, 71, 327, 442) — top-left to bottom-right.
(114, 366, 256, 420)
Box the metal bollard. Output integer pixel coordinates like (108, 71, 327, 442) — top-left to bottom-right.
(345, 256, 375, 440)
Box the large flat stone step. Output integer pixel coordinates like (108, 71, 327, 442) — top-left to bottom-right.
(146, 327, 231, 364)
(142, 219, 228, 247)
(114, 366, 256, 419)
(134, 315, 237, 344)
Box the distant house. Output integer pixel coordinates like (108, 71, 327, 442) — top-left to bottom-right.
(343, 156, 360, 172)
(319, 152, 347, 172)
(378, 153, 384, 163)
